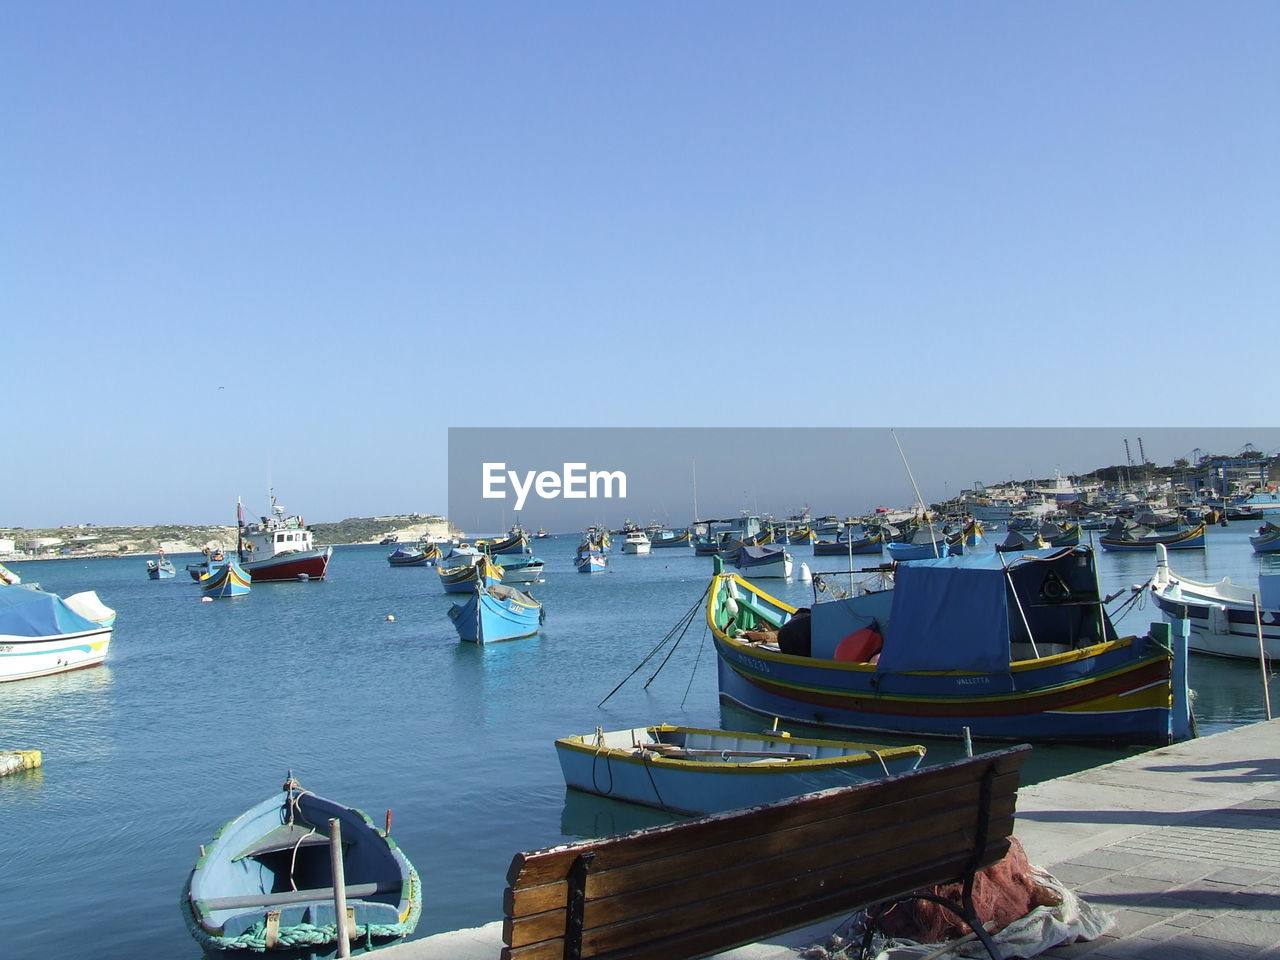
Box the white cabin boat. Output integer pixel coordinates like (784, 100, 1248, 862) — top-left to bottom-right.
(1149, 543, 1280, 660)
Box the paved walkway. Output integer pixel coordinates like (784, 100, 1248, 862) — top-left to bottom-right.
(382, 718, 1280, 958)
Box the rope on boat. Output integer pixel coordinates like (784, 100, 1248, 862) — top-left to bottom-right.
(181, 866, 423, 955)
(597, 581, 711, 707)
(868, 749, 889, 779)
(1109, 577, 1153, 624)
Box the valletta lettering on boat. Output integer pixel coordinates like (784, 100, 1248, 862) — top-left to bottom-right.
(482, 462, 628, 511)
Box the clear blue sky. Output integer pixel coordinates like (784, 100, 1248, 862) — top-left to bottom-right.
(6, 3, 1276, 527)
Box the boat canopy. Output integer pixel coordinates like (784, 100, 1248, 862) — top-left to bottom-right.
(0, 587, 103, 636)
(878, 548, 1098, 674)
(739, 544, 785, 562)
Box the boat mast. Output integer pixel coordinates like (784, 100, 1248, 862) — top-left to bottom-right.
(692, 459, 699, 524)
(891, 430, 939, 557)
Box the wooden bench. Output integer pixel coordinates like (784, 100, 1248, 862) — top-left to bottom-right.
(502, 744, 1030, 960)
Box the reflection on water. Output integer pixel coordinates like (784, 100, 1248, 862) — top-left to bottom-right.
(558, 787, 680, 839)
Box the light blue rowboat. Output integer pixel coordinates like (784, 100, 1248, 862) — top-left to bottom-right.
(147, 556, 176, 579)
(555, 723, 926, 816)
(181, 775, 420, 957)
(884, 533, 962, 561)
(448, 583, 544, 644)
(200, 559, 251, 598)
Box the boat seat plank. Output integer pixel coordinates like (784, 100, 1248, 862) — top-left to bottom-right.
(198, 880, 396, 911)
(501, 745, 1030, 960)
(232, 822, 346, 861)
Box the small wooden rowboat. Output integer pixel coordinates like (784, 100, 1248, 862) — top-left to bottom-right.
(555, 723, 926, 815)
(181, 776, 421, 957)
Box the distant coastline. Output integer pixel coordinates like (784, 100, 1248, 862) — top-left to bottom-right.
(0, 514, 462, 563)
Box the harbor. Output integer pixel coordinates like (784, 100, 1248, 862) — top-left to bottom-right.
(2, 512, 1279, 959)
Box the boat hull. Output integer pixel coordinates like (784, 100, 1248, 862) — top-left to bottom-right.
(147, 560, 176, 580)
(555, 725, 925, 816)
(242, 547, 332, 582)
(1100, 523, 1207, 551)
(813, 535, 881, 556)
(733, 556, 793, 579)
(497, 558, 545, 584)
(884, 540, 960, 561)
(201, 561, 252, 597)
(0, 627, 112, 682)
(1153, 592, 1280, 659)
(714, 638, 1177, 743)
(448, 586, 542, 644)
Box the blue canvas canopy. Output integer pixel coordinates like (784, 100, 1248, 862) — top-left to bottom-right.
(877, 549, 1078, 674)
(0, 587, 102, 637)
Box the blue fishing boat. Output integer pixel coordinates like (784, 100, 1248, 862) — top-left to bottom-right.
(812, 531, 882, 556)
(146, 550, 176, 579)
(386, 545, 433, 567)
(181, 775, 421, 957)
(1249, 522, 1280, 554)
(1045, 521, 1082, 547)
(732, 544, 793, 579)
(649, 529, 691, 548)
(706, 548, 1193, 745)
(187, 547, 227, 581)
(574, 543, 607, 574)
(0, 585, 115, 682)
(200, 559, 251, 598)
(1099, 521, 1207, 552)
(438, 556, 502, 594)
(477, 525, 529, 556)
(555, 724, 926, 816)
(883, 527, 962, 561)
(448, 583, 544, 644)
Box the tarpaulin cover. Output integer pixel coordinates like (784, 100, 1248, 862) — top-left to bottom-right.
(0, 587, 102, 637)
(738, 544, 785, 562)
(877, 553, 1020, 673)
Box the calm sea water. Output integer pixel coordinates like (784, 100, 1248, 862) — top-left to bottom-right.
(3, 523, 1277, 958)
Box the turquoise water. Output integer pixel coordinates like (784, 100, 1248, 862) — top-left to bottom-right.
(2, 524, 1277, 958)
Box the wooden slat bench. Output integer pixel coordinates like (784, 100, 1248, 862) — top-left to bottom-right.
(502, 745, 1030, 960)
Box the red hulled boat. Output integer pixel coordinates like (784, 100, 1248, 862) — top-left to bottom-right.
(237, 495, 332, 581)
